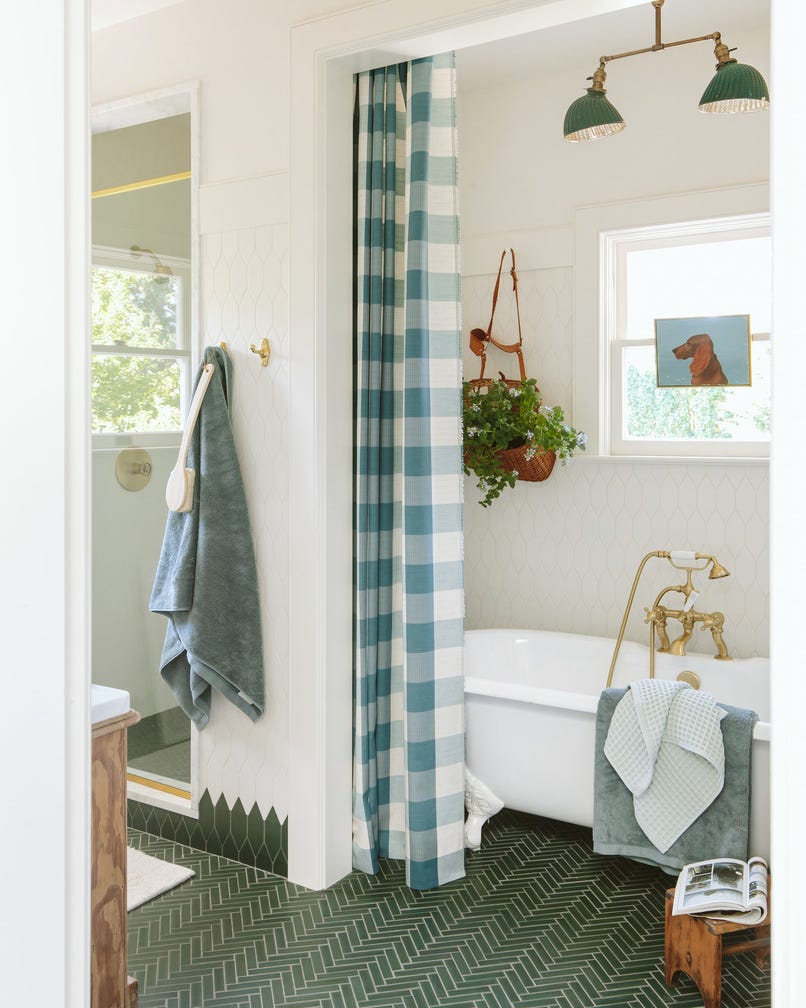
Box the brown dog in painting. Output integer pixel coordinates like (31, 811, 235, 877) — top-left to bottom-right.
(672, 333, 729, 386)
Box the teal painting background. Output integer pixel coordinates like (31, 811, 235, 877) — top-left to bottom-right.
(655, 314, 751, 387)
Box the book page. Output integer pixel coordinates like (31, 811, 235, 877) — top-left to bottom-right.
(746, 857, 769, 917)
(706, 857, 769, 924)
(672, 859, 747, 917)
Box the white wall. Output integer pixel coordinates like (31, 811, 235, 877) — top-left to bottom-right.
(197, 205, 290, 820)
(457, 28, 771, 657)
(92, 0, 370, 183)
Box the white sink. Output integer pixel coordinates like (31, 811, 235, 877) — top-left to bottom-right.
(91, 684, 131, 725)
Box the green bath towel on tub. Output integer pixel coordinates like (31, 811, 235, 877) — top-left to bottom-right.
(593, 687, 757, 874)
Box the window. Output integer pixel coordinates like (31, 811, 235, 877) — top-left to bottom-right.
(90, 246, 191, 436)
(605, 215, 771, 457)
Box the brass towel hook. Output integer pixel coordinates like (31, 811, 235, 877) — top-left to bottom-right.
(249, 337, 271, 367)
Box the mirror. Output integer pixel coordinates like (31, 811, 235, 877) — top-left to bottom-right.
(91, 85, 199, 806)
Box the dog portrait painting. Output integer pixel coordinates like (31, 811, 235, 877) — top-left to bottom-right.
(655, 315, 752, 388)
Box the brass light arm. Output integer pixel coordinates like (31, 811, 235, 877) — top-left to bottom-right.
(591, 2, 731, 73)
(598, 33, 720, 67)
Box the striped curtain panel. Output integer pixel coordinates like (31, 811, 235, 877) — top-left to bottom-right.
(353, 53, 465, 891)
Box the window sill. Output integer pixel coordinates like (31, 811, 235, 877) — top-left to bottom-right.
(573, 453, 769, 466)
(92, 431, 182, 450)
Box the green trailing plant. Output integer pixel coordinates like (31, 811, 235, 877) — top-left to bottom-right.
(463, 377, 586, 507)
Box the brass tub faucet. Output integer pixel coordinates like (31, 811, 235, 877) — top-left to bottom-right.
(607, 550, 732, 688)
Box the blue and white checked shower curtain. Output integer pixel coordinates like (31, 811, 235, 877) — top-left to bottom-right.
(353, 53, 465, 891)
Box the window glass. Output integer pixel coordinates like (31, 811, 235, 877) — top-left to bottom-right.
(625, 237, 771, 341)
(621, 341, 770, 444)
(91, 265, 180, 350)
(90, 264, 185, 433)
(611, 227, 770, 454)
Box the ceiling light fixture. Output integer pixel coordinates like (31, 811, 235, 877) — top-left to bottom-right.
(130, 244, 174, 276)
(563, 0, 769, 142)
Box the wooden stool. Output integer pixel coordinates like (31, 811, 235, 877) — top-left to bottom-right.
(664, 884, 771, 1008)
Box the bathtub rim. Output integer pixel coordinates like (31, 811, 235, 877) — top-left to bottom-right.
(464, 674, 772, 743)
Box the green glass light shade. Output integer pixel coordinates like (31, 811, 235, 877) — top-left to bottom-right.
(563, 88, 626, 142)
(699, 60, 770, 114)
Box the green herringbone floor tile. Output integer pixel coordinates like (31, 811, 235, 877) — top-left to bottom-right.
(128, 811, 771, 1008)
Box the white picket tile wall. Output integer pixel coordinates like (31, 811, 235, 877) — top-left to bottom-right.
(198, 223, 290, 819)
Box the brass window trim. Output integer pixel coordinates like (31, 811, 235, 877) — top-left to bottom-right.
(92, 169, 191, 200)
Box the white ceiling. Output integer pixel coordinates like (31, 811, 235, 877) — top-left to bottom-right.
(92, 0, 770, 78)
(456, 0, 769, 91)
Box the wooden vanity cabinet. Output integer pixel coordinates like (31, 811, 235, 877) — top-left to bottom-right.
(91, 709, 140, 1008)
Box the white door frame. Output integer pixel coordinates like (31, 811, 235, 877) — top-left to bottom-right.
(289, 0, 804, 1002)
(1, 2, 90, 1006)
(288, 0, 652, 893)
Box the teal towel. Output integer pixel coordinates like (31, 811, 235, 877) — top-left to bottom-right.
(149, 346, 265, 728)
(593, 687, 757, 874)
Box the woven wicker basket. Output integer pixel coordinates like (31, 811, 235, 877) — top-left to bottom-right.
(496, 444, 556, 483)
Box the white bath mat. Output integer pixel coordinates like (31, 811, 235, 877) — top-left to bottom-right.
(127, 847, 195, 911)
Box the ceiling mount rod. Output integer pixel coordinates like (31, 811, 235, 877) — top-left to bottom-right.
(654, 0, 663, 48)
(595, 0, 721, 69)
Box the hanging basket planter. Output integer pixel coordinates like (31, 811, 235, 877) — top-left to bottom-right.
(462, 248, 585, 507)
(462, 376, 584, 507)
(496, 444, 556, 483)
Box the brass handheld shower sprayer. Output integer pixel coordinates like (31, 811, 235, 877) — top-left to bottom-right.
(606, 549, 731, 688)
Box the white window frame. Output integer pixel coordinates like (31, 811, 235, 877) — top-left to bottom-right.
(573, 183, 770, 459)
(605, 215, 771, 458)
(90, 244, 192, 447)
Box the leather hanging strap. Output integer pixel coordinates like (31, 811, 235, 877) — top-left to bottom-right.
(469, 248, 527, 384)
(485, 249, 508, 340)
(510, 249, 523, 349)
(483, 248, 526, 381)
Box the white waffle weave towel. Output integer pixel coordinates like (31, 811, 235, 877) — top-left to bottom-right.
(604, 678, 726, 853)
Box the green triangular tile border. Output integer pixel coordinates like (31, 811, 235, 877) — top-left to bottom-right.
(128, 788, 288, 877)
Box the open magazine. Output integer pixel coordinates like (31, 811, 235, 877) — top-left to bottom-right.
(672, 856, 768, 925)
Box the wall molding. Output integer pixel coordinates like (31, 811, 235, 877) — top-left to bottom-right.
(461, 226, 572, 275)
(200, 172, 289, 234)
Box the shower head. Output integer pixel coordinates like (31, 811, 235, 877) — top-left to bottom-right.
(707, 558, 730, 579)
(664, 549, 730, 579)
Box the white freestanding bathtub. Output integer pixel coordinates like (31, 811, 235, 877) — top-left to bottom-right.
(464, 628, 771, 861)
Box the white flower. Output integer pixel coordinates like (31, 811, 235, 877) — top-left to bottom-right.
(525, 448, 536, 461)
(508, 387, 520, 397)
(470, 402, 481, 412)
(467, 426, 480, 437)
(525, 430, 534, 440)
(576, 431, 588, 447)
(511, 469, 519, 477)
